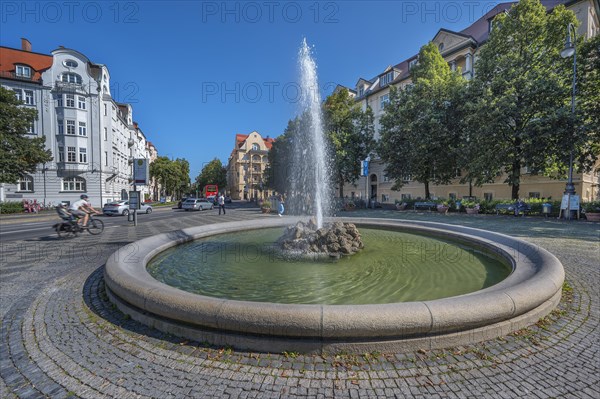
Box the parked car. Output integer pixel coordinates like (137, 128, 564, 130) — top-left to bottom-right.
(181, 198, 214, 211)
(177, 197, 188, 209)
(103, 200, 153, 216)
(207, 195, 217, 205)
(224, 196, 232, 204)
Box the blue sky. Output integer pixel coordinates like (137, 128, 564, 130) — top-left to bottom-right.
(2, 0, 503, 178)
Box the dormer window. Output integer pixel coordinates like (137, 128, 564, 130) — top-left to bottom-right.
(409, 59, 418, 70)
(16, 65, 31, 77)
(64, 60, 78, 68)
(358, 86, 364, 97)
(251, 143, 259, 151)
(380, 71, 394, 87)
(61, 73, 82, 84)
(438, 42, 445, 51)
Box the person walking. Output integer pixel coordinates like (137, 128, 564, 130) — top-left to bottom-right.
(278, 196, 285, 217)
(218, 193, 226, 215)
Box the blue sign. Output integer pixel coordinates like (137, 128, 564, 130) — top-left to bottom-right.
(361, 160, 369, 177)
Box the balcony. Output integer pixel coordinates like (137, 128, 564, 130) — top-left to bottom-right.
(0, 71, 43, 84)
(54, 80, 87, 94)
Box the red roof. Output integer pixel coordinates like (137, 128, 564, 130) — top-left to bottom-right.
(0, 46, 52, 81)
(235, 133, 275, 149)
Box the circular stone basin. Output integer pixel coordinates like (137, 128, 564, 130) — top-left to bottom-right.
(104, 217, 564, 354)
(146, 228, 511, 305)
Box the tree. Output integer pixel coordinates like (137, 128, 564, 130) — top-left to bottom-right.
(265, 118, 298, 195)
(173, 158, 190, 198)
(323, 89, 375, 198)
(0, 86, 52, 183)
(378, 42, 466, 199)
(150, 156, 178, 197)
(196, 158, 227, 193)
(467, 0, 578, 199)
(577, 34, 600, 173)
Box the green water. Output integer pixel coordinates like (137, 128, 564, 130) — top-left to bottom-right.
(147, 228, 511, 305)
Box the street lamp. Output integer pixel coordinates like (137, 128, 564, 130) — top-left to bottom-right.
(560, 23, 577, 219)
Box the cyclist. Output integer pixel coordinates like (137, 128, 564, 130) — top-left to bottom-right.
(70, 194, 100, 227)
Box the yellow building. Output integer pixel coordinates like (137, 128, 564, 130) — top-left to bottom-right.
(342, 0, 600, 203)
(227, 131, 275, 200)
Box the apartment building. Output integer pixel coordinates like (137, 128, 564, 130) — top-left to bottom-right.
(0, 39, 156, 207)
(227, 131, 275, 200)
(341, 0, 600, 203)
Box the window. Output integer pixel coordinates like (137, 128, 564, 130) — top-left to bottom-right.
(66, 120, 75, 135)
(402, 174, 412, 182)
(56, 95, 63, 107)
(61, 73, 82, 84)
(16, 65, 32, 77)
(24, 90, 34, 105)
(104, 127, 108, 141)
(79, 147, 87, 163)
(27, 122, 34, 134)
(358, 87, 364, 97)
(13, 89, 22, 102)
(409, 59, 418, 70)
(104, 151, 108, 166)
(66, 94, 75, 107)
(64, 60, 78, 68)
(78, 96, 86, 109)
(62, 177, 86, 191)
(438, 42, 445, 51)
(484, 192, 493, 201)
(103, 104, 107, 116)
(383, 174, 390, 182)
(251, 143, 260, 151)
(78, 122, 87, 136)
(67, 146, 76, 162)
(528, 192, 541, 199)
(380, 94, 389, 109)
(381, 194, 390, 203)
(58, 146, 64, 162)
(380, 71, 394, 87)
(17, 175, 33, 192)
(58, 120, 64, 134)
(401, 193, 412, 200)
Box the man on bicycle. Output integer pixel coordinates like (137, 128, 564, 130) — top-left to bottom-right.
(70, 194, 100, 227)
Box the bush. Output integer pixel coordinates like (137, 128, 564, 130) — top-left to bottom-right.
(0, 201, 24, 214)
(261, 201, 272, 208)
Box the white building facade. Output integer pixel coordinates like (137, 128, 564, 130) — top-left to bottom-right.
(0, 40, 154, 207)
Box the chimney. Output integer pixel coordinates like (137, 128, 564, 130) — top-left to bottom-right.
(21, 38, 32, 52)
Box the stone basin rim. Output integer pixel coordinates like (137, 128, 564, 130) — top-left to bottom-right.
(104, 217, 564, 352)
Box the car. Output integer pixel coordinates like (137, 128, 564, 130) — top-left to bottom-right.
(207, 195, 217, 205)
(181, 198, 214, 211)
(224, 196, 232, 204)
(103, 200, 153, 216)
(177, 197, 188, 209)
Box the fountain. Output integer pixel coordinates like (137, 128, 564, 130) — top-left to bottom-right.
(103, 40, 565, 354)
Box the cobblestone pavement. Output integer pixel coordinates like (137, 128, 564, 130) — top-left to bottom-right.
(1, 208, 598, 398)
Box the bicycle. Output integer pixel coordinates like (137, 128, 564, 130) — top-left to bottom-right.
(54, 208, 104, 238)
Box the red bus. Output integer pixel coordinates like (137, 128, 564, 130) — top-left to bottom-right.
(203, 184, 218, 198)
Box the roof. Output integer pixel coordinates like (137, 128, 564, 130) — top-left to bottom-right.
(235, 132, 275, 150)
(0, 46, 52, 82)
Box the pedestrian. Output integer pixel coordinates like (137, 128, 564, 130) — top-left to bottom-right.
(218, 193, 226, 215)
(278, 196, 285, 217)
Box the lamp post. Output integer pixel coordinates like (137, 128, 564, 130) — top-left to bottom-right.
(363, 156, 370, 208)
(560, 23, 577, 219)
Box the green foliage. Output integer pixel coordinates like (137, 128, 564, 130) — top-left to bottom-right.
(466, 0, 579, 199)
(195, 158, 227, 193)
(378, 42, 467, 199)
(323, 89, 375, 197)
(265, 118, 299, 194)
(150, 156, 190, 198)
(577, 34, 600, 173)
(0, 86, 52, 183)
(0, 201, 25, 214)
(261, 200, 272, 208)
(582, 201, 600, 213)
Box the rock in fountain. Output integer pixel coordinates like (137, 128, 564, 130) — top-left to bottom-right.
(277, 219, 364, 260)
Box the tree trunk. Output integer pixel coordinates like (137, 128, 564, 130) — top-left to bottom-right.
(511, 159, 521, 200)
(424, 181, 431, 200)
